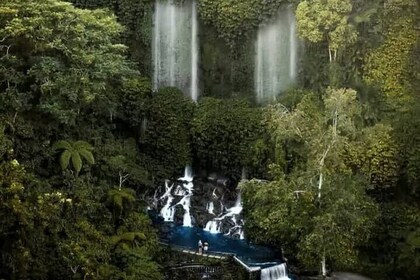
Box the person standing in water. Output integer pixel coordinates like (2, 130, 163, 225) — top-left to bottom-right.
(198, 240, 203, 254)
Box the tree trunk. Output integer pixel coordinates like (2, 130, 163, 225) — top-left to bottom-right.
(328, 47, 332, 63)
(318, 172, 323, 199)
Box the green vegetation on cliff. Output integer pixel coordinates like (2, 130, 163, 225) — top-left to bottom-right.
(0, 0, 419, 279)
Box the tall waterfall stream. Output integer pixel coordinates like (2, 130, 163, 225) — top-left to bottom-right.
(152, 0, 199, 101)
(255, 7, 298, 103)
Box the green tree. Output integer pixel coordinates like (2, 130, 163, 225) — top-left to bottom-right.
(346, 124, 400, 191)
(141, 87, 195, 179)
(0, 0, 138, 126)
(191, 97, 263, 178)
(243, 88, 379, 276)
(198, 0, 288, 48)
(0, 1, 163, 279)
(363, 0, 418, 109)
(296, 0, 358, 63)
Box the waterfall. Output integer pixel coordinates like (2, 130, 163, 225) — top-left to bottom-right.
(160, 181, 175, 222)
(175, 193, 193, 227)
(204, 191, 244, 239)
(241, 167, 247, 180)
(205, 220, 221, 233)
(190, 1, 198, 101)
(158, 166, 194, 227)
(288, 10, 297, 81)
(158, 170, 246, 238)
(255, 7, 298, 103)
(206, 201, 214, 214)
(179, 165, 193, 182)
(152, 0, 199, 101)
(261, 263, 290, 280)
(177, 166, 194, 227)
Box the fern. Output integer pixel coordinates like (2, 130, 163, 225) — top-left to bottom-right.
(52, 140, 95, 174)
(111, 232, 146, 249)
(107, 188, 136, 216)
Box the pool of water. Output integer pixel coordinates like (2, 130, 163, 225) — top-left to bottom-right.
(161, 224, 283, 269)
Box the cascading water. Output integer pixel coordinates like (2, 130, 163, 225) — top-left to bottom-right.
(153, 0, 199, 101)
(176, 166, 194, 227)
(255, 7, 298, 103)
(206, 201, 214, 214)
(159, 167, 194, 227)
(204, 190, 245, 239)
(160, 181, 175, 222)
(157, 169, 245, 238)
(260, 263, 290, 280)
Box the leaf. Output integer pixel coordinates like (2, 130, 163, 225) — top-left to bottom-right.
(60, 150, 71, 170)
(52, 140, 72, 151)
(79, 149, 95, 165)
(71, 151, 82, 173)
(74, 140, 93, 151)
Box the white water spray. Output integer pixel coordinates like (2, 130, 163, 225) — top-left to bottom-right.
(204, 191, 245, 239)
(160, 181, 175, 222)
(206, 201, 214, 215)
(260, 263, 290, 280)
(176, 166, 194, 227)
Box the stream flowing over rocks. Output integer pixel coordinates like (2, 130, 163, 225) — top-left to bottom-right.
(153, 167, 245, 239)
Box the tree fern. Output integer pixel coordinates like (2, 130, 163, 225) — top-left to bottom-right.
(53, 140, 94, 174)
(106, 188, 136, 217)
(111, 232, 146, 249)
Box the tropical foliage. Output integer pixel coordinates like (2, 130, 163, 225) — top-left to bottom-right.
(0, 0, 419, 279)
(53, 140, 95, 174)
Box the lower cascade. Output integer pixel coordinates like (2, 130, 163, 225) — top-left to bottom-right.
(261, 263, 290, 280)
(152, 167, 289, 275)
(204, 191, 244, 239)
(159, 166, 194, 227)
(156, 166, 245, 238)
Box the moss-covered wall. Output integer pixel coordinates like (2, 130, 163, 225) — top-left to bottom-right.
(69, 0, 154, 75)
(199, 24, 255, 100)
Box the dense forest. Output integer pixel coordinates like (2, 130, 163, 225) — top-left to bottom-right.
(0, 0, 418, 279)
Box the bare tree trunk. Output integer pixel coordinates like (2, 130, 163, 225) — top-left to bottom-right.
(328, 47, 332, 63)
(321, 253, 327, 277)
(318, 145, 330, 200)
(118, 171, 129, 191)
(70, 265, 79, 275)
(318, 106, 338, 275)
(318, 172, 323, 199)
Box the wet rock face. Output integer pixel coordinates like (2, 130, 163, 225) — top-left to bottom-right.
(155, 175, 245, 239)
